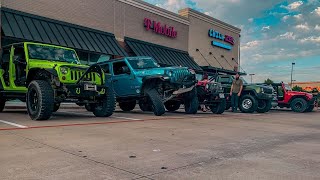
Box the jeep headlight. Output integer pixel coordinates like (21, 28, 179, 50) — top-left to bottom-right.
(60, 67, 69, 75)
(168, 71, 173, 77)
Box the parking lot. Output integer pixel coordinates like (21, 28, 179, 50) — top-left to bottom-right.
(1, 105, 319, 180)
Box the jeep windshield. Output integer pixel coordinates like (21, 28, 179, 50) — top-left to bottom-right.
(128, 58, 160, 69)
(284, 84, 292, 91)
(27, 44, 80, 64)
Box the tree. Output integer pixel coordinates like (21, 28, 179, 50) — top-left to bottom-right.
(264, 78, 274, 85)
(292, 85, 303, 92)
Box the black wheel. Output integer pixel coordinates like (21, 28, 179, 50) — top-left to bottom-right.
(119, 101, 136, 111)
(210, 99, 226, 114)
(0, 96, 5, 112)
(26, 80, 54, 120)
(256, 99, 272, 113)
(239, 95, 258, 113)
(184, 89, 199, 114)
(165, 100, 181, 112)
(305, 105, 314, 112)
(53, 103, 60, 112)
(139, 100, 152, 111)
(93, 88, 115, 117)
(290, 98, 308, 113)
(146, 88, 165, 116)
(85, 104, 95, 112)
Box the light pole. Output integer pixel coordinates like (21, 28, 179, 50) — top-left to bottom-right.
(291, 62, 295, 87)
(249, 73, 255, 84)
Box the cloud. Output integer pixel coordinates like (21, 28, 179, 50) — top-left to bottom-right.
(295, 23, 310, 31)
(155, 0, 188, 12)
(248, 18, 254, 23)
(311, 7, 320, 16)
(281, 1, 304, 10)
(315, 25, 320, 31)
(279, 32, 296, 40)
(293, 14, 303, 20)
(282, 15, 290, 22)
(241, 40, 260, 50)
(261, 26, 270, 31)
(299, 36, 320, 43)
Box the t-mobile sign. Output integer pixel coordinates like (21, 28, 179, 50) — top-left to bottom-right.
(144, 18, 178, 38)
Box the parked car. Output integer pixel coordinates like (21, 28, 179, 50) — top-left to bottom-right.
(216, 75, 276, 113)
(0, 42, 115, 120)
(98, 56, 198, 116)
(271, 82, 317, 112)
(196, 73, 226, 114)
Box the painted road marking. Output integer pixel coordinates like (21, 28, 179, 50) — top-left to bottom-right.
(59, 111, 142, 121)
(113, 116, 141, 121)
(0, 120, 28, 128)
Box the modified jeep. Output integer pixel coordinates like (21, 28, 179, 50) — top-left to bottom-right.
(98, 56, 198, 116)
(0, 42, 115, 120)
(216, 75, 277, 113)
(271, 82, 317, 112)
(196, 73, 226, 114)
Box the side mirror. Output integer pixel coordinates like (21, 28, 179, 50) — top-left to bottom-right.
(122, 66, 130, 74)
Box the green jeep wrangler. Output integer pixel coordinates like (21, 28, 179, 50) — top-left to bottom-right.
(0, 42, 115, 120)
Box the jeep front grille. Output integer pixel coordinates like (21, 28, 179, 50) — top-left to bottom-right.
(70, 70, 96, 81)
(172, 69, 190, 82)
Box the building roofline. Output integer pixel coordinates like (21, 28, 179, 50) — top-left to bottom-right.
(118, 0, 190, 25)
(179, 8, 241, 34)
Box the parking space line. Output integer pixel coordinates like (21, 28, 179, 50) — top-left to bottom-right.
(0, 120, 28, 128)
(113, 116, 141, 121)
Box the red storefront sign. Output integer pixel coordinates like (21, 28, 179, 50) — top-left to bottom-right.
(144, 18, 177, 38)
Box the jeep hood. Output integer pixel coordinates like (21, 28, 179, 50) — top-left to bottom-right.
(29, 60, 88, 70)
(134, 67, 188, 77)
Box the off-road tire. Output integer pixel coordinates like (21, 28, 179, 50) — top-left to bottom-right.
(139, 100, 152, 111)
(119, 101, 136, 111)
(239, 94, 258, 113)
(85, 104, 95, 112)
(305, 105, 314, 112)
(26, 80, 54, 120)
(290, 98, 308, 113)
(210, 99, 226, 114)
(165, 101, 181, 112)
(93, 88, 115, 117)
(184, 89, 199, 114)
(256, 99, 272, 113)
(0, 96, 5, 112)
(146, 88, 165, 116)
(53, 103, 60, 112)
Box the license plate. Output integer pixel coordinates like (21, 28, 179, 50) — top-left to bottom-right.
(219, 93, 225, 98)
(84, 84, 97, 91)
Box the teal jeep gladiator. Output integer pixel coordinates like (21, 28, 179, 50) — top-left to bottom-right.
(0, 42, 115, 120)
(98, 57, 199, 116)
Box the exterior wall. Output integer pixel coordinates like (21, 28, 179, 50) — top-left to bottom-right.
(2, 0, 189, 51)
(179, 8, 241, 71)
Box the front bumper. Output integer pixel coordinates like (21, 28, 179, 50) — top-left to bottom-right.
(65, 83, 106, 98)
(257, 93, 273, 100)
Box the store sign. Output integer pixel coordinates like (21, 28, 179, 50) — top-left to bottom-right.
(144, 18, 178, 38)
(208, 29, 234, 50)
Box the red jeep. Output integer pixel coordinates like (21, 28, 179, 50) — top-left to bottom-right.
(272, 82, 317, 112)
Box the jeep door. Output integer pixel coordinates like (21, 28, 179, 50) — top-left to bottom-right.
(111, 61, 138, 97)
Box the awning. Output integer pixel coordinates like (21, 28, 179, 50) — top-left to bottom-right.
(201, 66, 246, 75)
(1, 8, 127, 56)
(125, 37, 201, 71)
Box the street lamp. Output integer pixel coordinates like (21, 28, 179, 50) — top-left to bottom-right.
(249, 73, 255, 84)
(291, 62, 296, 87)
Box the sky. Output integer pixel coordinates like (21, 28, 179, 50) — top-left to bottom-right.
(144, 0, 320, 83)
